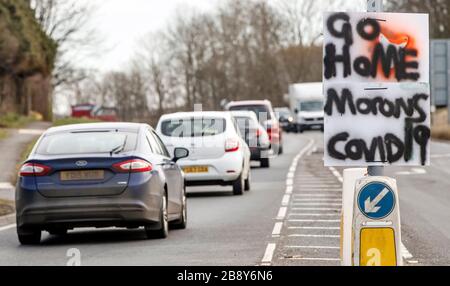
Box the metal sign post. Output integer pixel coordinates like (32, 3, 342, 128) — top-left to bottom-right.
(367, 1, 383, 178)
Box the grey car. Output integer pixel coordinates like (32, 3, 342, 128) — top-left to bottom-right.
(15, 122, 189, 245)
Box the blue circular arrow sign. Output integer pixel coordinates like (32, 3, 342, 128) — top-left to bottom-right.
(357, 182, 395, 220)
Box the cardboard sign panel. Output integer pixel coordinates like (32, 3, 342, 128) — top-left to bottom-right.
(324, 82, 430, 166)
(323, 12, 429, 83)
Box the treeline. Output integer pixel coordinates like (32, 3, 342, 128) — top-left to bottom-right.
(0, 0, 56, 120)
(73, 0, 325, 124)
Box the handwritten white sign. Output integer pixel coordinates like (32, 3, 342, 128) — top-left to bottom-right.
(323, 12, 430, 167)
(323, 12, 429, 83)
(324, 82, 430, 166)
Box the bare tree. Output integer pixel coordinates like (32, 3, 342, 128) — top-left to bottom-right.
(30, 0, 100, 87)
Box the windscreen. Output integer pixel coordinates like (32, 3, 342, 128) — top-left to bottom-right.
(36, 131, 138, 155)
(300, 101, 323, 112)
(160, 117, 226, 137)
(228, 105, 272, 122)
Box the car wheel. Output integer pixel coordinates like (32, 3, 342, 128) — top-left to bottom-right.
(145, 193, 169, 239)
(170, 188, 187, 230)
(244, 170, 251, 191)
(260, 158, 270, 168)
(17, 228, 41, 245)
(232, 174, 244, 195)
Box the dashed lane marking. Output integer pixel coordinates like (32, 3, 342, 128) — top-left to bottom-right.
(282, 195, 291, 206)
(272, 222, 283, 236)
(262, 243, 276, 264)
(262, 139, 315, 265)
(277, 207, 287, 220)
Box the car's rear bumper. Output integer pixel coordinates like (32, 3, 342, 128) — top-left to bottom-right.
(250, 147, 270, 160)
(178, 152, 244, 183)
(16, 173, 164, 230)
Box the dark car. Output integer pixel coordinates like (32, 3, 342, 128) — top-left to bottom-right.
(274, 107, 295, 132)
(225, 100, 283, 155)
(231, 111, 271, 168)
(15, 122, 189, 245)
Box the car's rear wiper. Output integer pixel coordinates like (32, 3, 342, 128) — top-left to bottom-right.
(109, 135, 128, 156)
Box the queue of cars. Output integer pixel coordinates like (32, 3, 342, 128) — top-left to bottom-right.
(14, 100, 282, 244)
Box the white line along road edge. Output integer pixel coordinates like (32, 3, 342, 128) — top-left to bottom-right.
(261, 139, 315, 265)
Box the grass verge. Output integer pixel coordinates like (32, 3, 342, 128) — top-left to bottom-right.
(432, 125, 450, 141)
(0, 129, 9, 140)
(0, 112, 37, 129)
(53, 117, 100, 127)
(0, 199, 14, 216)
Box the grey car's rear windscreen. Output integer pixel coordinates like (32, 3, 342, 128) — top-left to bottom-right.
(36, 130, 138, 155)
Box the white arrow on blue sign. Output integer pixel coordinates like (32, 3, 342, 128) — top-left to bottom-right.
(357, 182, 395, 220)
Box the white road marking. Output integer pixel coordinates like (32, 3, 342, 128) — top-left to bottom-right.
(262, 243, 276, 263)
(291, 208, 341, 211)
(272, 222, 283, 236)
(401, 242, 413, 260)
(288, 219, 340, 223)
(288, 226, 340, 230)
(0, 224, 16, 232)
(285, 257, 340, 261)
(329, 167, 344, 183)
(293, 199, 342, 202)
(396, 168, 427, 176)
(282, 194, 291, 206)
(277, 207, 287, 220)
(263, 139, 315, 265)
(0, 182, 14, 189)
(285, 245, 340, 249)
(287, 173, 294, 179)
(285, 186, 293, 194)
(289, 213, 340, 217)
(292, 203, 342, 206)
(289, 234, 340, 238)
(430, 153, 450, 158)
(293, 194, 341, 198)
(18, 129, 45, 135)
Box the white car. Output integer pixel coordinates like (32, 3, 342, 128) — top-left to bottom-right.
(156, 112, 251, 195)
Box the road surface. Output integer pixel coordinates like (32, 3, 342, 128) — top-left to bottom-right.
(0, 132, 448, 266)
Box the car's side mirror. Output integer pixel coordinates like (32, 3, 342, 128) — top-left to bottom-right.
(173, 147, 189, 163)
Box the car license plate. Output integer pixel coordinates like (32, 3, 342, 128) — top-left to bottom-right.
(182, 166, 208, 173)
(60, 170, 105, 181)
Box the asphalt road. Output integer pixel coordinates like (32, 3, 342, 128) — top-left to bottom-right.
(0, 131, 448, 266)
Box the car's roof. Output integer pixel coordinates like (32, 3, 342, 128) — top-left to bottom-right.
(45, 122, 148, 135)
(229, 110, 258, 120)
(226, 100, 272, 107)
(159, 111, 232, 121)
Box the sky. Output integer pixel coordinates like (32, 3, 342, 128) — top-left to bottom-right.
(82, 0, 219, 72)
(77, 0, 366, 72)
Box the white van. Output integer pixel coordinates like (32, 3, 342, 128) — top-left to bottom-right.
(289, 82, 324, 133)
